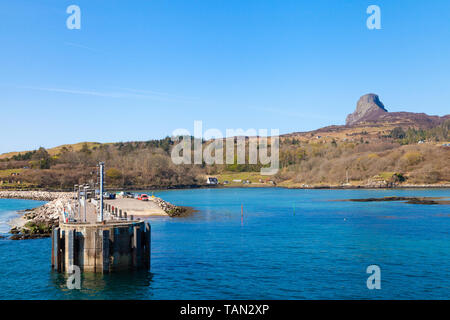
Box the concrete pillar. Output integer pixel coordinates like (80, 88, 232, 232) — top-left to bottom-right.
(66, 229, 75, 271)
(76, 230, 85, 272)
(52, 227, 60, 271)
(51, 227, 55, 268)
(94, 230, 104, 272)
(132, 226, 142, 269)
(144, 222, 151, 270)
(60, 230, 65, 272)
(83, 228, 96, 272)
(101, 229, 110, 273)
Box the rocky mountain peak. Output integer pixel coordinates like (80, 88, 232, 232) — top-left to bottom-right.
(346, 94, 388, 126)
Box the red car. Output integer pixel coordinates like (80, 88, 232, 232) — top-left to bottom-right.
(138, 194, 149, 201)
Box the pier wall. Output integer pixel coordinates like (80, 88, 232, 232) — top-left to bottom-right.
(51, 221, 151, 273)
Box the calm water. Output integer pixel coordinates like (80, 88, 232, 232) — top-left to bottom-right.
(0, 188, 449, 300)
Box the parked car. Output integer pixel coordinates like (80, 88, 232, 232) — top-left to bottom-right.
(103, 192, 116, 199)
(124, 192, 134, 198)
(138, 194, 149, 201)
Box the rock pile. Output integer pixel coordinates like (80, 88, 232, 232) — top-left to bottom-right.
(365, 179, 394, 188)
(0, 190, 74, 201)
(0, 191, 75, 240)
(24, 198, 76, 224)
(153, 197, 188, 217)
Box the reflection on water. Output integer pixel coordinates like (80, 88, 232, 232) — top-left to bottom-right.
(50, 270, 153, 299)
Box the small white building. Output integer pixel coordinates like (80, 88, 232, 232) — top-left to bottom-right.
(206, 177, 219, 185)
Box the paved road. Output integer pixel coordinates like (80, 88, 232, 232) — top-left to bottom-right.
(105, 198, 167, 217)
(67, 197, 167, 223)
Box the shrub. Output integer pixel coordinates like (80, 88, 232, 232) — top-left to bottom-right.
(402, 152, 423, 166)
(106, 168, 122, 180)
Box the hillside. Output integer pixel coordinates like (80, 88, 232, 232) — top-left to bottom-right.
(1, 94, 449, 190)
(0, 142, 103, 160)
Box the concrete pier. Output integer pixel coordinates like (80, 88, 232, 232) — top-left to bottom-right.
(51, 220, 151, 273)
(51, 163, 155, 273)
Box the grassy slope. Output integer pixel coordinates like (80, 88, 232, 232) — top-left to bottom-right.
(0, 142, 103, 160)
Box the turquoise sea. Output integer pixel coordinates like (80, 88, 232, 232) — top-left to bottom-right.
(0, 188, 449, 300)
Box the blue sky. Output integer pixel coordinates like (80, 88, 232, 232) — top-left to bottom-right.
(0, 0, 449, 154)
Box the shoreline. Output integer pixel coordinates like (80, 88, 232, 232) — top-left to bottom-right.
(2, 181, 450, 194)
(1, 185, 449, 203)
(149, 184, 450, 191)
(2, 182, 450, 193)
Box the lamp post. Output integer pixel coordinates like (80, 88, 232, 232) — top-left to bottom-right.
(74, 184, 79, 220)
(83, 185, 89, 222)
(98, 162, 104, 222)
